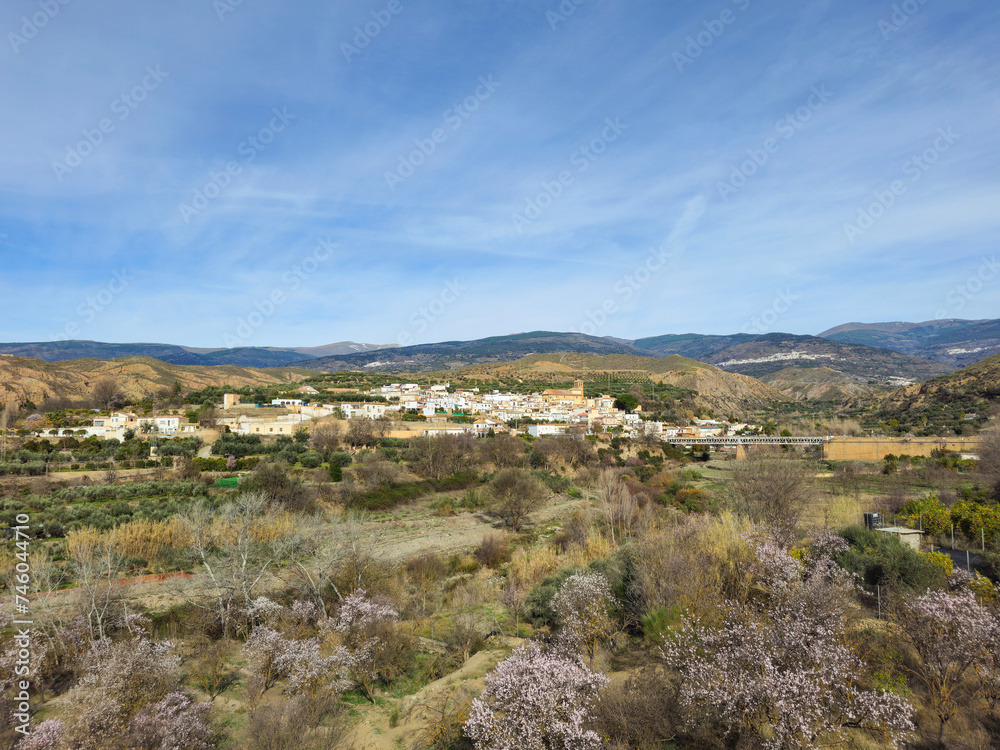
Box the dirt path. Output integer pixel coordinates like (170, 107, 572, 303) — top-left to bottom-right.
(371, 494, 592, 561)
(343, 641, 517, 750)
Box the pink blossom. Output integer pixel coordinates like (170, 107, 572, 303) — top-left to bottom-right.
(124, 692, 213, 750)
(551, 572, 616, 661)
(465, 643, 609, 750)
(17, 720, 64, 750)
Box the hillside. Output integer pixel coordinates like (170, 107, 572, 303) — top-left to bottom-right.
(294, 331, 652, 373)
(631, 332, 756, 360)
(819, 318, 1000, 368)
(634, 332, 952, 383)
(460, 352, 787, 416)
(0, 355, 313, 407)
(853, 352, 1000, 435)
(761, 366, 873, 402)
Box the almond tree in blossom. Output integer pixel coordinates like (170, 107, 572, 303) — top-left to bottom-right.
(17, 720, 64, 750)
(464, 642, 609, 750)
(551, 572, 617, 665)
(323, 588, 408, 701)
(243, 625, 289, 693)
(896, 588, 1000, 744)
(661, 536, 913, 749)
(123, 692, 214, 750)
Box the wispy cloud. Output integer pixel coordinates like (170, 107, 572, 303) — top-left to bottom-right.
(1, 0, 998, 345)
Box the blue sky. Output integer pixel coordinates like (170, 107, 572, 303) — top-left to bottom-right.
(1, 0, 998, 348)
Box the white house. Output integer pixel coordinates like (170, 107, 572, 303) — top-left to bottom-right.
(138, 416, 180, 434)
(527, 424, 568, 437)
(469, 418, 504, 437)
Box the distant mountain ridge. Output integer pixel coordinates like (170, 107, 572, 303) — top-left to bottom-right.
(817, 319, 1000, 367)
(291, 331, 651, 372)
(631, 332, 951, 384)
(4, 319, 998, 384)
(0, 340, 396, 367)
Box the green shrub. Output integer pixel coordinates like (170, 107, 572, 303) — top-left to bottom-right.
(347, 482, 430, 511)
(300, 452, 323, 469)
(328, 451, 353, 468)
(837, 525, 945, 592)
(525, 569, 577, 628)
(432, 471, 480, 492)
(532, 470, 571, 493)
(641, 605, 686, 644)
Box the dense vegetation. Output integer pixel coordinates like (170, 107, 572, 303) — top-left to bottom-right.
(1, 412, 999, 749)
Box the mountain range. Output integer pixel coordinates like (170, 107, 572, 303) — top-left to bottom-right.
(0, 340, 396, 367)
(2, 318, 998, 384)
(817, 319, 1000, 368)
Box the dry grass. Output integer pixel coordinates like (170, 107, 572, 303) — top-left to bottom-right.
(802, 492, 863, 531)
(66, 510, 298, 562)
(449, 570, 502, 610)
(508, 530, 614, 586)
(633, 511, 754, 619)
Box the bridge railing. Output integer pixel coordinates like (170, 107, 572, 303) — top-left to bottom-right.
(663, 436, 829, 446)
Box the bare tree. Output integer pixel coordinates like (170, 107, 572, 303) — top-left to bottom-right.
(834, 461, 864, 501)
(68, 534, 134, 640)
(502, 579, 529, 636)
(373, 416, 393, 439)
(488, 468, 547, 531)
(597, 469, 646, 544)
(353, 452, 401, 488)
(345, 419, 375, 447)
(290, 513, 392, 610)
(197, 403, 218, 428)
(309, 421, 341, 453)
(91, 377, 126, 412)
(407, 434, 474, 480)
(722, 453, 816, 543)
(177, 493, 301, 635)
(480, 433, 526, 469)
